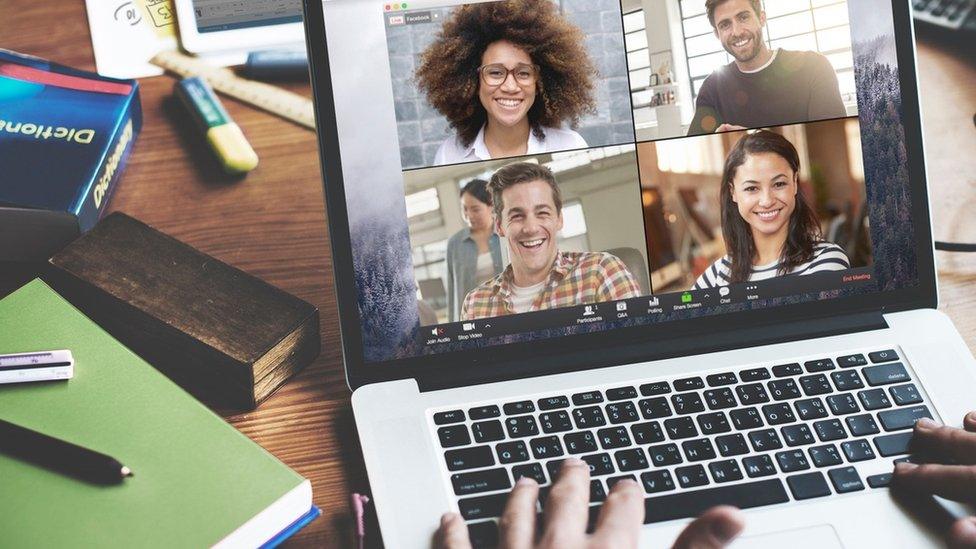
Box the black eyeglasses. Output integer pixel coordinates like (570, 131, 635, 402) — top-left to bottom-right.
(477, 63, 540, 87)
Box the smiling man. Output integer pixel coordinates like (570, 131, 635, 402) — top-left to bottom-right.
(687, 0, 847, 136)
(460, 162, 641, 320)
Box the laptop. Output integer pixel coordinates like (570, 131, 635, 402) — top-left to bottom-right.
(301, 0, 976, 546)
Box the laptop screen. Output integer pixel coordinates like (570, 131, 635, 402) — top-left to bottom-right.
(316, 0, 918, 365)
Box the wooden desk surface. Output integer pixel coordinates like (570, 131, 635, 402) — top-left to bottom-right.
(3, 3, 975, 546)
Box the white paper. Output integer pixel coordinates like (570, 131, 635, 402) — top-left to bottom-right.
(85, 0, 179, 79)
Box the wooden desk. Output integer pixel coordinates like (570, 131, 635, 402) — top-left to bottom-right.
(3, 3, 975, 546)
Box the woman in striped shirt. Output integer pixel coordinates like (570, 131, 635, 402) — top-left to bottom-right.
(694, 130, 850, 289)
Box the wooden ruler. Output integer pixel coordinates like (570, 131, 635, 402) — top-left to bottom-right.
(150, 50, 316, 130)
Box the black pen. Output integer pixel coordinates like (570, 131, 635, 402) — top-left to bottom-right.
(0, 419, 133, 485)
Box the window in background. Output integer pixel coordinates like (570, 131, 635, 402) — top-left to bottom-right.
(624, 9, 651, 98)
(678, 0, 855, 108)
(413, 239, 448, 305)
(561, 201, 588, 239)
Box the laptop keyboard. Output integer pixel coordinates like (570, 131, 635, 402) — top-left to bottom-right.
(428, 348, 933, 547)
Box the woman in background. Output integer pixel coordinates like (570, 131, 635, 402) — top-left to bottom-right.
(695, 130, 850, 289)
(446, 179, 503, 322)
(417, 0, 596, 165)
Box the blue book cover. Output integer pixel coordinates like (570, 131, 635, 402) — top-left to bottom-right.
(0, 49, 141, 260)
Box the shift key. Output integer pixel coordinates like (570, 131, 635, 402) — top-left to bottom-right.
(452, 468, 512, 495)
(878, 405, 932, 432)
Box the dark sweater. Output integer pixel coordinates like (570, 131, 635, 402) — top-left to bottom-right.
(688, 49, 847, 135)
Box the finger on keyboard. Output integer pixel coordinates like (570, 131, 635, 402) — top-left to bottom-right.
(499, 477, 538, 548)
(893, 462, 976, 504)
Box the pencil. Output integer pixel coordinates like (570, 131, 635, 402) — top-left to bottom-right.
(0, 419, 133, 485)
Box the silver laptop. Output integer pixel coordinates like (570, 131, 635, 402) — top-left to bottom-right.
(302, 0, 976, 546)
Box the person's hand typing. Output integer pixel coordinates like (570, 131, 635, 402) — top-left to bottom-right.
(893, 412, 976, 548)
(435, 457, 744, 549)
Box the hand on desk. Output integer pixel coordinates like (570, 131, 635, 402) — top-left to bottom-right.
(436, 457, 744, 549)
(893, 412, 976, 548)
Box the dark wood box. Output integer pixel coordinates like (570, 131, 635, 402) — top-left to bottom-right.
(45, 212, 320, 410)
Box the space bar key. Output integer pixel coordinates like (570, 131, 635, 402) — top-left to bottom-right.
(644, 479, 789, 524)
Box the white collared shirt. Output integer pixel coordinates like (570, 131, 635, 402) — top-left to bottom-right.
(433, 124, 588, 166)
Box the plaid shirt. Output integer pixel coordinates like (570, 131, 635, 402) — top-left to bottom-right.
(461, 251, 642, 321)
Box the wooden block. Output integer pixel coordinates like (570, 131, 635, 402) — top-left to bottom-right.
(45, 212, 320, 409)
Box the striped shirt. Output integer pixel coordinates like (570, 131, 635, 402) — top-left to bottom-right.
(693, 242, 851, 289)
(461, 251, 641, 321)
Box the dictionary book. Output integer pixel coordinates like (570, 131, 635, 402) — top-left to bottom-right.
(0, 49, 141, 271)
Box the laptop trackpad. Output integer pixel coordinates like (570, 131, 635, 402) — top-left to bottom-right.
(733, 524, 844, 549)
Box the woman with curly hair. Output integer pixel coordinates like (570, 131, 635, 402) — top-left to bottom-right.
(694, 130, 850, 289)
(416, 0, 597, 165)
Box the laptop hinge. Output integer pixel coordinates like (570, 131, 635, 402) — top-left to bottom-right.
(416, 311, 888, 393)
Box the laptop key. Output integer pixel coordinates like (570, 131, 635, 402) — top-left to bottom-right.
(867, 473, 892, 488)
(795, 398, 828, 421)
(814, 419, 848, 442)
(878, 405, 932, 431)
(438, 424, 471, 448)
(742, 454, 777, 477)
(858, 388, 892, 410)
(773, 363, 803, 377)
(564, 432, 598, 454)
(674, 377, 705, 391)
(640, 381, 671, 396)
(709, 460, 744, 483)
(545, 459, 566, 480)
(749, 429, 784, 452)
(664, 417, 699, 439)
(841, 439, 876, 462)
(639, 397, 673, 419)
(468, 405, 500, 420)
(787, 472, 832, 500)
(538, 396, 570, 410)
(707, 372, 738, 387)
(452, 468, 512, 496)
(647, 443, 683, 466)
(459, 493, 508, 521)
(631, 422, 665, 445)
(590, 479, 608, 501)
(506, 415, 539, 438)
(606, 402, 640, 424)
(837, 354, 868, 368)
(776, 450, 810, 472)
(736, 383, 770, 405)
(874, 432, 913, 457)
(846, 414, 880, 436)
(864, 363, 911, 386)
(530, 436, 564, 459)
(768, 379, 801, 401)
(606, 475, 637, 491)
(740, 367, 771, 382)
(805, 359, 835, 373)
(615, 448, 650, 472)
(808, 444, 843, 467)
(730, 407, 764, 430)
(466, 521, 499, 548)
(889, 384, 922, 405)
(828, 467, 865, 493)
(672, 393, 706, 415)
(826, 394, 860, 415)
(781, 424, 815, 447)
(503, 401, 535, 415)
(682, 438, 716, 462)
(715, 433, 749, 457)
(496, 441, 530, 463)
(704, 388, 738, 410)
(697, 412, 731, 435)
(573, 406, 607, 429)
(606, 386, 639, 401)
(831, 370, 864, 391)
(572, 391, 604, 406)
(540, 411, 573, 434)
(641, 470, 676, 493)
(675, 464, 709, 488)
(512, 463, 546, 484)
(642, 479, 789, 523)
(434, 410, 465, 425)
(472, 420, 505, 443)
(762, 403, 796, 425)
(868, 350, 898, 363)
(446, 446, 495, 471)
(582, 453, 616, 476)
(799, 374, 832, 396)
(597, 427, 632, 449)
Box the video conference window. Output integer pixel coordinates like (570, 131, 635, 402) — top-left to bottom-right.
(383, 0, 636, 171)
(406, 145, 651, 325)
(637, 118, 872, 292)
(622, 0, 857, 140)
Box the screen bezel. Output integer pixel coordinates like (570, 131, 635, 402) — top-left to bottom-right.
(302, 0, 937, 392)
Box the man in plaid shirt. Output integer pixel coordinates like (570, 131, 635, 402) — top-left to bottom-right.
(461, 162, 642, 321)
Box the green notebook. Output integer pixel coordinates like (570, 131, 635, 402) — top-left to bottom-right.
(0, 280, 312, 547)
